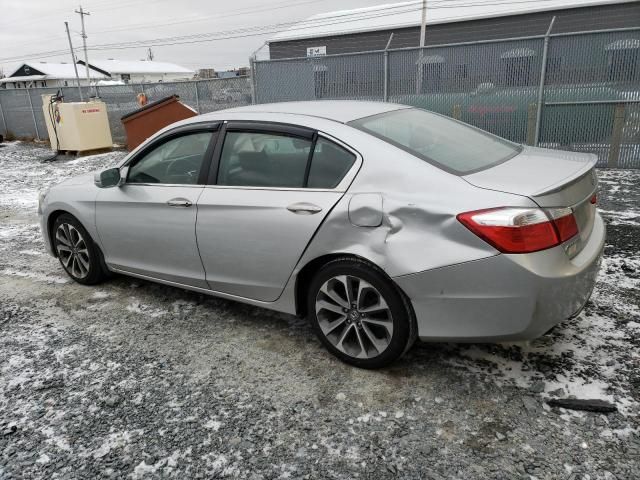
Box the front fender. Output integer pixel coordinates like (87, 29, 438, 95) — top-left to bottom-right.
(41, 184, 101, 256)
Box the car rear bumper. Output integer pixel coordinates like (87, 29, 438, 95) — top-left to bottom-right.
(394, 213, 605, 342)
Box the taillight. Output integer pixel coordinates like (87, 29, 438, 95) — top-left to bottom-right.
(457, 207, 578, 254)
(590, 194, 597, 205)
(546, 207, 579, 243)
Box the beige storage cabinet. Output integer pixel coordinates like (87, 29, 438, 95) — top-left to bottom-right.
(42, 95, 113, 153)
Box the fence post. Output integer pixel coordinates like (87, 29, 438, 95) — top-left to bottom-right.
(194, 81, 201, 114)
(526, 103, 537, 145)
(27, 88, 41, 141)
(452, 104, 462, 120)
(249, 56, 257, 104)
(608, 103, 625, 168)
(383, 51, 389, 102)
(383, 33, 394, 102)
(534, 16, 556, 146)
(0, 93, 7, 136)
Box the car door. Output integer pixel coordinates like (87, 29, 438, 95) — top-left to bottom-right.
(196, 121, 360, 302)
(95, 124, 219, 288)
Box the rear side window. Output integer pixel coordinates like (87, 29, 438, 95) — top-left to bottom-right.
(307, 138, 356, 189)
(348, 108, 520, 175)
(216, 130, 355, 189)
(217, 132, 311, 188)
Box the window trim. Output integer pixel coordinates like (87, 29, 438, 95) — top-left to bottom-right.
(225, 121, 314, 139)
(122, 122, 221, 186)
(205, 122, 362, 192)
(302, 132, 319, 187)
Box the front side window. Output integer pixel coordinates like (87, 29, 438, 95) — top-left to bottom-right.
(349, 108, 520, 175)
(217, 132, 312, 188)
(128, 131, 213, 184)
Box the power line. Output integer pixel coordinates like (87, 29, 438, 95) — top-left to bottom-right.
(2, 0, 320, 51)
(0, 2, 427, 62)
(0, 0, 617, 64)
(83, 0, 588, 50)
(89, 0, 323, 36)
(0, 0, 173, 29)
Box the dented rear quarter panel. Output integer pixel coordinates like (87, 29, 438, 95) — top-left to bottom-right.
(287, 121, 539, 279)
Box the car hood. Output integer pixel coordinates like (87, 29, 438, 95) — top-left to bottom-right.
(463, 146, 598, 198)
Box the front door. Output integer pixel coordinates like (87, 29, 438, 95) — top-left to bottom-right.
(96, 128, 217, 288)
(196, 123, 358, 302)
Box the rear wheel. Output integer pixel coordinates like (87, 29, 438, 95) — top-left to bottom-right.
(53, 214, 108, 285)
(307, 258, 416, 369)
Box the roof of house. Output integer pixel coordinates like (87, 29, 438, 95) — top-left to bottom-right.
(270, 0, 634, 43)
(5, 62, 107, 80)
(81, 60, 194, 75)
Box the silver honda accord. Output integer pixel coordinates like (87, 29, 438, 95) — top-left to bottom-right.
(38, 101, 605, 368)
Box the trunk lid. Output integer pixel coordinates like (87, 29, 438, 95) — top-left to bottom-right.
(463, 146, 599, 256)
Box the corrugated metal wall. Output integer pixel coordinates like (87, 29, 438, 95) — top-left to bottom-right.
(269, 3, 640, 59)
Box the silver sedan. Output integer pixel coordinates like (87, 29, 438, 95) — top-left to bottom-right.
(38, 101, 605, 368)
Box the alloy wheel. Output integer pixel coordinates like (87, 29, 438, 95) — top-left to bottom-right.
(315, 275, 394, 359)
(55, 223, 90, 279)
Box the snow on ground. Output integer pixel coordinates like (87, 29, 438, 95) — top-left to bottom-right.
(0, 142, 124, 211)
(0, 141, 639, 479)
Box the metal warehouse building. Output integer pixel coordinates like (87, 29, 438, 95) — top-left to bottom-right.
(268, 0, 640, 59)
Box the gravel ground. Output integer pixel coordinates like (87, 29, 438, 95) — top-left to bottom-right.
(0, 141, 639, 479)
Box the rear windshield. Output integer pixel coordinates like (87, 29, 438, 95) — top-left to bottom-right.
(348, 108, 521, 175)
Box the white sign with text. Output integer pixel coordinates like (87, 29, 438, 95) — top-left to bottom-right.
(306, 46, 327, 57)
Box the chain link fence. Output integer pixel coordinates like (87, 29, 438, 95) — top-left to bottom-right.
(0, 77, 251, 144)
(1, 28, 639, 167)
(253, 27, 640, 168)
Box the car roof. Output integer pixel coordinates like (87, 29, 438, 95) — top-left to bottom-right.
(199, 100, 408, 124)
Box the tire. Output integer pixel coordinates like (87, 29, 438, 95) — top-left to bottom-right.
(307, 258, 416, 369)
(52, 213, 108, 285)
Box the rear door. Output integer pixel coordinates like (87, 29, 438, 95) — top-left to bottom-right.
(196, 121, 360, 302)
(96, 124, 219, 288)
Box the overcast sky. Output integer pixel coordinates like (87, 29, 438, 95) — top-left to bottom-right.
(0, 0, 389, 75)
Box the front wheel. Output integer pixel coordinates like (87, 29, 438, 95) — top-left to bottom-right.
(307, 258, 416, 369)
(53, 214, 108, 285)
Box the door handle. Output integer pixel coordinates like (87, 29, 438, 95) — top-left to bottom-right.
(286, 202, 323, 215)
(167, 198, 192, 207)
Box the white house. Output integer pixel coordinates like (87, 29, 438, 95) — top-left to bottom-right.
(79, 60, 194, 84)
(0, 62, 108, 89)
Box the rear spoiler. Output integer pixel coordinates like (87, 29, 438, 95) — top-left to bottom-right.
(531, 153, 598, 197)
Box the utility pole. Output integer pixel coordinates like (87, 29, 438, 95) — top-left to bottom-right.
(65, 21, 83, 101)
(75, 5, 91, 98)
(419, 0, 427, 48)
(416, 0, 427, 94)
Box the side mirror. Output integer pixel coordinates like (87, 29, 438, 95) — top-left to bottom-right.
(94, 167, 123, 188)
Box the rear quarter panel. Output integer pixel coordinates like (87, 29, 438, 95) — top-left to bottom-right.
(277, 119, 540, 278)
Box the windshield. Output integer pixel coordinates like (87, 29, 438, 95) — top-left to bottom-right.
(348, 108, 521, 175)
